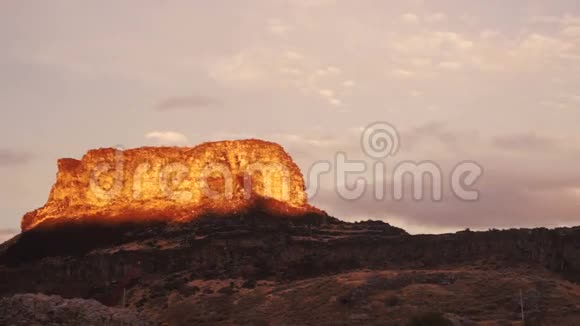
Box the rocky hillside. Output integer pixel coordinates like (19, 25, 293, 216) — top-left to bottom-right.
(1, 212, 580, 325)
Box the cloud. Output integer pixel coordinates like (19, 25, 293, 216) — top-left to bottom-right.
(492, 132, 559, 152)
(392, 69, 416, 79)
(519, 33, 574, 54)
(480, 30, 499, 39)
(209, 49, 267, 85)
(391, 31, 474, 55)
(329, 98, 342, 106)
(318, 89, 335, 98)
(561, 25, 580, 37)
(399, 122, 479, 151)
(275, 133, 339, 148)
(342, 80, 355, 87)
(267, 19, 293, 35)
(409, 90, 422, 97)
(316, 66, 341, 76)
(145, 131, 189, 145)
(0, 149, 33, 166)
(209, 47, 351, 106)
(426, 13, 447, 23)
(401, 13, 419, 24)
(438, 61, 463, 70)
(286, 0, 336, 8)
(155, 95, 221, 111)
(317, 88, 343, 106)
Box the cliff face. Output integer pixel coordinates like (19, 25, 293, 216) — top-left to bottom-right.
(22, 139, 311, 231)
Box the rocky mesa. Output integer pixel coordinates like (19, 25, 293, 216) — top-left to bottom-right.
(22, 139, 317, 231)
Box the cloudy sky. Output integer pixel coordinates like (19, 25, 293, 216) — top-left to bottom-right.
(1, 0, 580, 239)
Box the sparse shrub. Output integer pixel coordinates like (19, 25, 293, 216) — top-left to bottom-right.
(384, 295, 400, 307)
(135, 297, 147, 307)
(145, 240, 159, 249)
(178, 285, 200, 297)
(149, 284, 166, 298)
(218, 285, 235, 295)
(242, 279, 257, 289)
(338, 286, 368, 307)
(406, 312, 453, 326)
(164, 278, 183, 291)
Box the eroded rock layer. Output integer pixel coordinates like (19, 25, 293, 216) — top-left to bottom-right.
(22, 139, 313, 230)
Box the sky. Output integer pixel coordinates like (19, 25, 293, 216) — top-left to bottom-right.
(1, 0, 580, 240)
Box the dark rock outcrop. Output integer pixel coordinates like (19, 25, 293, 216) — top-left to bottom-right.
(0, 293, 151, 326)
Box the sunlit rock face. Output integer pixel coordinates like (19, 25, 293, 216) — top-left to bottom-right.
(22, 139, 314, 231)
